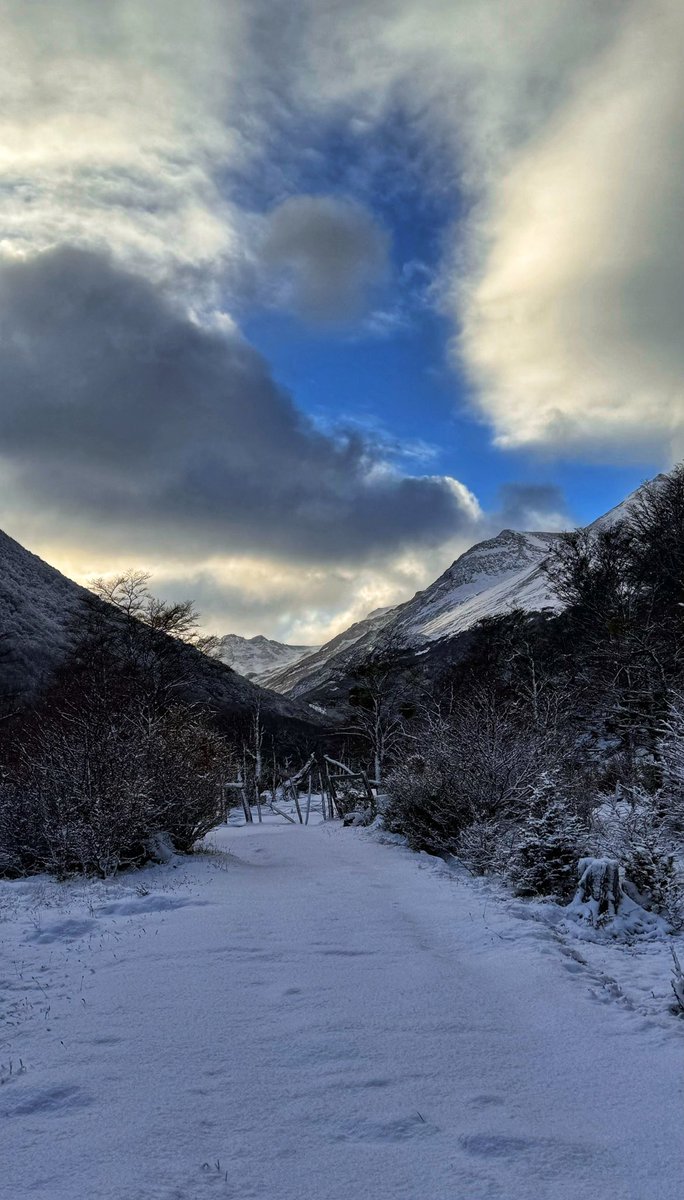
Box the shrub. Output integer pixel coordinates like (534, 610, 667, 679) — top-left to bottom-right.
(593, 785, 684, 926)
(455, 817, 515, 876)
(0, 703, 227, 877)
(508, 776, 587, 900)
(145, 708, 225, 853)
(384, 748, 474, 853)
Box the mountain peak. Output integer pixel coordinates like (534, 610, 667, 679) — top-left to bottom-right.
(217, 632, 319, 681)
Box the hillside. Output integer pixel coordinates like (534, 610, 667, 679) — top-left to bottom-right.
(261, 606, 396, 696)
(0, 527, 321, 732)
(0, 527, 88, 700)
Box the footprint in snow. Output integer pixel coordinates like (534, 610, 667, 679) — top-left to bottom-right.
(459, 1132, 599, 1176)
(26, 917, 96, 944)
(0, 1083, 91, 1118)
(468, 1094, 506, 1110)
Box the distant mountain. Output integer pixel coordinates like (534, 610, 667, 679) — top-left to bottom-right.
(265, 528, 562, 699)
(217, 633, 318, 681)
(0, 528, 321, 734)
(587, 473, 668, 532)
(2, 476, 658, 721)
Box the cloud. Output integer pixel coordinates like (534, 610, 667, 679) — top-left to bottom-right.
(0, 0, 251, 301)
(0, 246, 480, 567)
(5, 2, 683, 464)
(457, 1, 684, 460)
(2, 0, 672, 638)
(259, 194, 389, 322)
(296, 0, 684, 460)
(119, 553, 447, 644)
(8, 1, 677, 465)
(495, 483, 571, 533)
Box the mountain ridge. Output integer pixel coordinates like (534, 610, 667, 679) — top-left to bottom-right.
(262, 480, 656, 701)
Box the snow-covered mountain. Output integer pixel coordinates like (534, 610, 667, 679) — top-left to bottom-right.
(265, 528, 562, 697)
(266, 476, 661, 701)
(217, 633, 318, 681)
(260, 606, 397, 695)
(384, 528, 560, 645)
(2, 476, 657, 710)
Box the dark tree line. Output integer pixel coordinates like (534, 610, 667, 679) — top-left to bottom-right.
(382, 469, 684, 918)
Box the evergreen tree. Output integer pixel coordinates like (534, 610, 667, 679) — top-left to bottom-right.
(508, 776, 587, 900)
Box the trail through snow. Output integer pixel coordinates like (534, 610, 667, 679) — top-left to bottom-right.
(1, 820, 683, 1199)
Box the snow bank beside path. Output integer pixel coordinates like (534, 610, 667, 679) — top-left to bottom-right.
(1, 822, 683, 1200)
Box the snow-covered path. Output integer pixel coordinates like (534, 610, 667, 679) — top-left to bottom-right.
(1, 822, 683, 1200)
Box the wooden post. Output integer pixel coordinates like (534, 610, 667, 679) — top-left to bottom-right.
(325, 763, 338, 820)
(361, 770, 376, 811)
(319, 767, 327, 821)
(291, 784, 303, 824)
(269, 800, 297, 824)
(240, 753, 253, 822)
(240, 787, 252, 823)
(305, 771, 313, 825)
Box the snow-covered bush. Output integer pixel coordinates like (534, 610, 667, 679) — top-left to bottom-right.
(455, 818, 514, 876)
(592, 786, 684, 926)
(13, 709, 153, 877)
(656, 700, 684, 837)
(622, 845, 683, 925)
(0, 776, 42, 878)
(507, 776, 587, 900)
(333, 780, 370, 819)
(384, 695, 551, 854)
(571, 857, 623, 921)
(144, 707, 225, 853)
(0, 698, 226, 878)
(383, 748, 473, 854)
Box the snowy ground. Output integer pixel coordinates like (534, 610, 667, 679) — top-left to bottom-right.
(1, 813, 683, 1200)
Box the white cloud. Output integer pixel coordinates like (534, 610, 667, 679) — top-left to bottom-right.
(299, 0, 683, 460)
(0, 0, 249, 297)
(458, 0, 684, 459)
(8, 2, 677, 464)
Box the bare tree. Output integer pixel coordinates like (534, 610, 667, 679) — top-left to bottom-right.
(343, 653, 413, 784)
(90, 570, 220, 656)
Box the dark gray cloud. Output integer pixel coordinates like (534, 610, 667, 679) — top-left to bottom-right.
(496, 483, 571, 532)
(0, 246, 477, 564)
(259, 195, 389, 322)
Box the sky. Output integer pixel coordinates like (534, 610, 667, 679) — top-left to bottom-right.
(0, 0, 679, 643)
